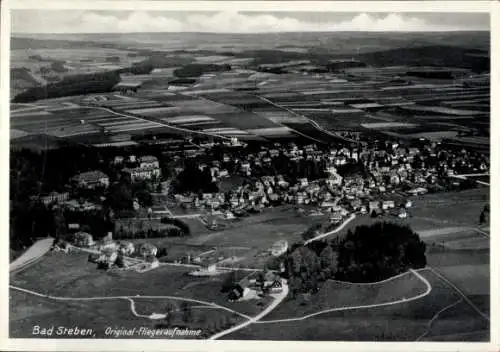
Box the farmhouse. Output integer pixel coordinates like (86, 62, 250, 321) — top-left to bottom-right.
(71, 171, 109, 189)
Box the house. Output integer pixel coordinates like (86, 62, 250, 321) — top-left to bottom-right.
(41, 191, 69, 205)
(73, 232, 94, 247)
(408, 187, 428, 196)
(68, 223, 80, 231)
(224, 211, 235, 220)
(334, 156, 347, 166)
(369, 201, 380, 212)
(113, 156, 124, 165)
(267, 280, 283, 293)
(320, 201, 337, 208)
(139, 155, 159, 169)
(295, 193, 305, 205)
(350, 199, 362, 211)
(330, 212, 343, 224)
(62, 199, 100, 212)
(298, 178, 309, 188)
(139, 243, 158, 257)
(218, 169, 229, 178)
(405, 200, 413, 208)
(99, 239, 118, 252)
(123, 166, 161, 182)
(240, 162, 251, 173)
(97, 248, 118, 268)
(71, 171, 109, 189)
(149, 205, 172, 216)
(118, 242, 135, 255)
(382, 200, 395, 210)
(325, 166, 337, 175)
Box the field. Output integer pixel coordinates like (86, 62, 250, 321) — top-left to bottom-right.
(225, 269, 489, 341)
(263, 271, 428, 321)
(10, 250, 275, 338)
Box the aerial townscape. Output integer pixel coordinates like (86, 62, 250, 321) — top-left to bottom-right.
(8, 11, 490, 342)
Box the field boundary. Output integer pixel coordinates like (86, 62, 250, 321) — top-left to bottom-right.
(418, 267, 490, 322)
(415, 297, 464, 341)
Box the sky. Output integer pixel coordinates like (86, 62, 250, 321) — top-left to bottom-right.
(11, 10, 490, 34)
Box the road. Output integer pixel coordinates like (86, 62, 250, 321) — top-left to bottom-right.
(10, 238, 54, 273)
(256, 95, 359, 144)
(304, 213, 356, 245)
(208, 280, 290, 340)
(256, 269, 431, 324)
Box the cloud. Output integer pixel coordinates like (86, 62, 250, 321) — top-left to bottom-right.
(12, 11, 486, 34)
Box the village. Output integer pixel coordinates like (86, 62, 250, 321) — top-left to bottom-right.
(42, 130, 489, 304)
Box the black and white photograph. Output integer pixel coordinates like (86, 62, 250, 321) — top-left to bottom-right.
(2, 1, 497, 349)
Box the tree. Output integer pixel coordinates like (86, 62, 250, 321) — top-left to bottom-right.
(319, 245, 338, 279)
(336, 222, 426, 282)
(479, 211, 486, 225)
(115, 254, 125, 268)
(52, 206, 67, 239)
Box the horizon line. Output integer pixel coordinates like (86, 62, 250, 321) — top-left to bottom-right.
(12, 29, 490, 36)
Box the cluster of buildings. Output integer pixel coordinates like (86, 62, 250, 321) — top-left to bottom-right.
(169, 137, 488, 226)
(229, 271, 284, 301)
(114, 155, 161, 182)
(71, 231, 160, 270)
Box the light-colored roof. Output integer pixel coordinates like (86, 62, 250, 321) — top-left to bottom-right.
(73, 170, 108, 183)
(139, 155, 158, 163)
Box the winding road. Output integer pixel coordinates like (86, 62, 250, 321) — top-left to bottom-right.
(304, 213, 357, 245)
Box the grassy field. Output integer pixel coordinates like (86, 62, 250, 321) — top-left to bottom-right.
(9, 289, 243, 339)
(226, 269, 488, 341)
(10, 251, 268, 316)
(263, 271, 427, 321)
